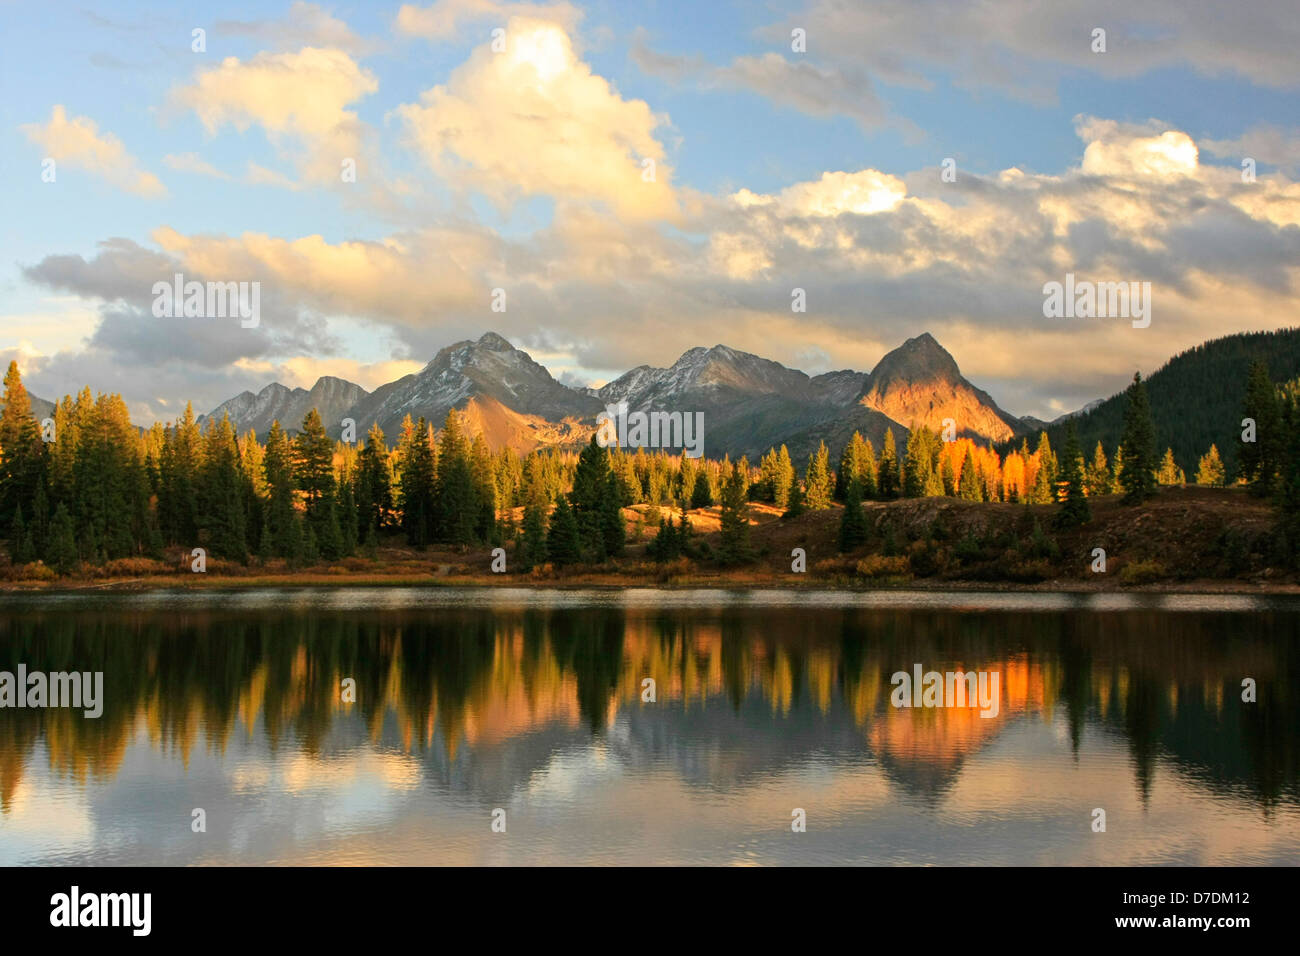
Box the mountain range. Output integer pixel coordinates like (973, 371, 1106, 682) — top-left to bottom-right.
(21, 328, 1294, 469)
(199, 330, 1033, 459)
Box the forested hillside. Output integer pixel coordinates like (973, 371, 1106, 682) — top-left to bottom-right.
(1016, 329, 1300, 476)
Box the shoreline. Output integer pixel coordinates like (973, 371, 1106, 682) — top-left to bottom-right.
(2, 571, 1296, 597)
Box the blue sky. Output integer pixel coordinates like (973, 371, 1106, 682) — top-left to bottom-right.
(3, 0, 1298, 423)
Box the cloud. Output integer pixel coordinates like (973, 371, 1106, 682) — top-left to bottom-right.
(14, 116, 1300, 422)
(394, 17, 677, 220)
(168, 47, 378, 185)
(394, 0, 581, 39)
(214, 2, 374, 54)
(20, 106, 166, 198)
(164, 152, 231, 180)
(1201, 125, 1300, 174)
(631, 37, 891, 132)
(1076, 117, 1199, 179)
(761, 0, 1300, 103)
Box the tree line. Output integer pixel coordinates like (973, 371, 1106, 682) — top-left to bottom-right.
(0, 356, 1290, 573)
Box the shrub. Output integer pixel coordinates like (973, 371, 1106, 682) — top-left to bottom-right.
(855, 555, 910, 578)
(1120, 559, 1166, 585)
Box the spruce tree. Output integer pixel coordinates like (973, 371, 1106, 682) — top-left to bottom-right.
(1055, 423, 1091, 529)
(959, 448, 983, 501)
(690, 470, 713, 509)
(1240, 360, 1281, 496)
(1119, 372, 1157, 504)
(838, 478, 867, 552)
(877, 429, 900, 499)
(804, 441, 834, 510)
(546, 494, 582, 567)
(519, 500, 548, 571)
(435, 411, 476, 546)
(717, 461, 753, 565)
(46, 503, 77, 573)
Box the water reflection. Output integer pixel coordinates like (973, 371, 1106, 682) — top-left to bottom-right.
(1, 590, 1297, 864)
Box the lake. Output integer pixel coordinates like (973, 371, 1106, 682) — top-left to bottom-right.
(1, 588, 1297, 865)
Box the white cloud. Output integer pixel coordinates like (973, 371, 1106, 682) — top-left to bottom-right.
(395, 17, 677, 220)
(21, 106, 166, 198)
(169, 47, 378, 186)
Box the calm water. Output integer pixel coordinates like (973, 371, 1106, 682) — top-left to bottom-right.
(1, 588, 1297, 866)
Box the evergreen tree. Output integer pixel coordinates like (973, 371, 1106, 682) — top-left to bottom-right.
(877, 429, 901, 499)
(599, 469, 626, 558)
(263, 421, 296, 557)
(546, 494, 582, 566)
(783, 470, 806, 518)
(10, 503, 34, 563)
(354, 423, 392, 539)
(804, 441, 834, 510)
(1055, 423, 1091, 529)
(838, 478, 868, 551)
(1119, 371, 1157, 503)
(435, 410, 476, 546)
(46, 502, 77, 573)
(293, 408, 335, 515)
(690, 470, 713, 509)
(0, 361, 46, 537)
(1240, 360, 1282, 495)
(570, 435, 616, 560)
(959, 448, 983, 501)
(519, 500, 548, 571)
(398, 416, 436, 547)
(717, 461, 753, 565)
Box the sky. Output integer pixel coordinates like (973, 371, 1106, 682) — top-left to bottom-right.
(2, 0, 1298, 424)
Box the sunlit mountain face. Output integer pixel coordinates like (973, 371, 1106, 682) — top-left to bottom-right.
(1, 590, 1296, 865)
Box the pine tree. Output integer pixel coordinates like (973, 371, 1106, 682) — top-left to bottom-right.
(838, 478, 867, 552)
(804, 441, 834, 510)
(546, 494, 582, 567)
(690, 470, 713, 509)
(959, 448, 983, 501)
(717, 461, 753, 565)
(46, 502, 77, 573)
(1119, 372, 1157, 503)
(398, 416, 436, 547)
(0, 361, 46, 538)
(1055, 423, 1091, 529)
(293, 408, 335, 515)
(877, 429, 900, 499)
(783, 470, 805, 518)
(10, 503, 34, 563)
(1195, 445, 1226, 487)
(354, 423, 392, 540)
(435, 410, 476, 546)
(903, 426, 936, 498)
(599, 469, 626, 558)
(570, 435, 616, 560)
(519, 500, 548, 571)
(263, 421, 297, 557)
(1240, 360, 1282, 496)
